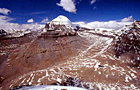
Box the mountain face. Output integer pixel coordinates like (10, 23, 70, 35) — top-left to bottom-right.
(0, 17, 140, 90)
(45, 15, 77, 37)
(0, 28, 45, 66)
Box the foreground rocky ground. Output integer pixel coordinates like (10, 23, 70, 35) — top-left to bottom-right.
(0, 20, 140, 90)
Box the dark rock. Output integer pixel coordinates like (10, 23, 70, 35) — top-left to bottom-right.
(9, 85, 32, 90)
(114, 20, 140, 67)
(51, 76, 89, 89)
(45, 22, 50, 29)
(0, 29, 8, 38)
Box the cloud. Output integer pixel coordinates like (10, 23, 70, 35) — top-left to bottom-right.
(93, 7, 97, 9)
(31, 12, 46, 15)
(0, 15, 13, 23)
(73, 16, 133, 30)
(0, 15, 20, 29)
(121, 16, 133, 22)
(0, 8, 11, 15)
(57, 0, 77, 13)
(91, 0, 96, 4)
(73, 21, 132, 30)
(27, 18, 34, 23)
(41, 18, 49, 23)
(0, 15, 43, 30)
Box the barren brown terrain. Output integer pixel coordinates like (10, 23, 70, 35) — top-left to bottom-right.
(0, 20, 140, 90)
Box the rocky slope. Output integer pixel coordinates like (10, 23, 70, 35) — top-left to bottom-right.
(0, 34, 87, 89)
(114, 20, 140, 67)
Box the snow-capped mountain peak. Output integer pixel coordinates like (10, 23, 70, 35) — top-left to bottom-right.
(51, 15, 72, 26)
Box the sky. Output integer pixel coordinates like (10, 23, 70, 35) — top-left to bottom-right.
(0, 0, 140, 29)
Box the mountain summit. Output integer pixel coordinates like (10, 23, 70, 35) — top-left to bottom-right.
(45, 15, 75, 30)
(43, 15, 78, 38)
(51, 15, 72, 26)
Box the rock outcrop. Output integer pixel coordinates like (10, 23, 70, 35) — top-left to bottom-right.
(0, 29, 8, 37)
